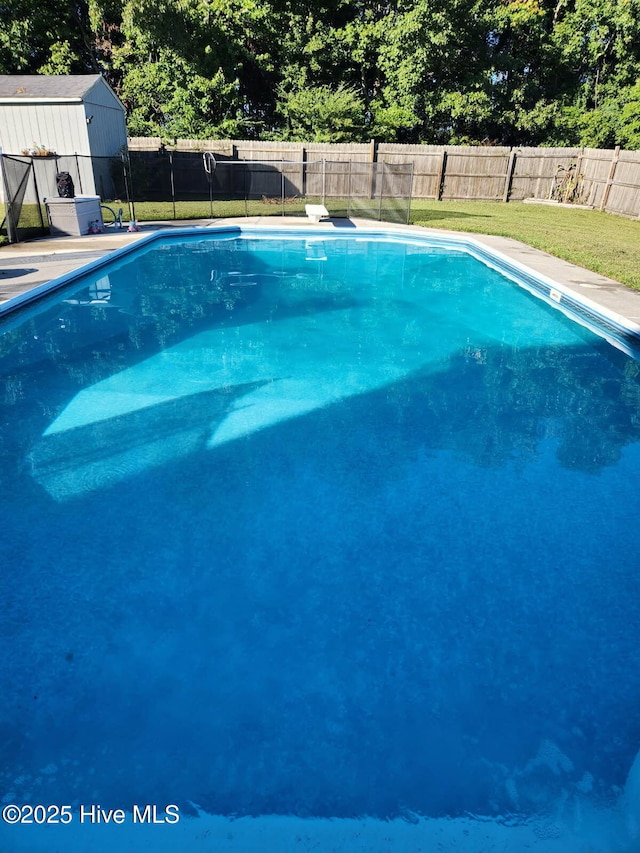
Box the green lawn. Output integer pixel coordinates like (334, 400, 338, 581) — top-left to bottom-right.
(4, 198, 640, 292)
(409, 200, 640, 292)
(127, 198, 311, 220)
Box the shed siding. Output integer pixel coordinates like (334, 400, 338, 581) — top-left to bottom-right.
(0, 77, 126, 158)
(83, 78, 125, 112)
(0, 102, 89, 154)
(85, 102, 127, 157)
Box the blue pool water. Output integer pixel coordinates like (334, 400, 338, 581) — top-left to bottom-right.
(1, 228, 640, 850)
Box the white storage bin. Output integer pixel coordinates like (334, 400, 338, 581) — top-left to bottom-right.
(46, 195, 102, 237)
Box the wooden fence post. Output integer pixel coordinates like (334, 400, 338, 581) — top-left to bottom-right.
(502, 148, 517, 202)
(600, 145, 620, 211)
(301, 146, 306, 197)
(369, 138, 377, 200)
(436, 150, 447, 200)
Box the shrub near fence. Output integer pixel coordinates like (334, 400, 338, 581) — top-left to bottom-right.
(508, 148, 583, 202)
(127, 139, 640, 219)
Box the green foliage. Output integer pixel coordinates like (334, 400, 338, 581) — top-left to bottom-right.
(120, 57, 244, 137)
(0, 0, 97, 73)
(368, 102, 419, 142)
(278, 84, 366, 142)
(38, 41, 79, 75)
(0, 16, 34, 73)
(3, 0, 640, 146)
(618, 81, 640, 148)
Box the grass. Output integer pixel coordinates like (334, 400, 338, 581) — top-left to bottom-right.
(126, 198, 312, 220)
(409, 200, 640, 292)
(3, 198, 640, 291)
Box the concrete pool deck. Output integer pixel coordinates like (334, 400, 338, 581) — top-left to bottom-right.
(2, 216, 640, 334)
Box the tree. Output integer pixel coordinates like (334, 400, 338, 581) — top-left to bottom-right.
(277, 84, 366, 141)
(120, 58, 245, 138)
(3, 0, 640, 147)
(113, 0, 285, 137)
(548, 0, 640, 144)
(0, 0, 98, 74)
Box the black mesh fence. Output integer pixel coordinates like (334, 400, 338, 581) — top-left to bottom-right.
(123, 151, 412, 221)
(2, 150, 412, 242)
(321, 160, 414, 223)
(0, 155, 45, 242)
(1, 152, 131, 243)
(125, 152, 308, 207)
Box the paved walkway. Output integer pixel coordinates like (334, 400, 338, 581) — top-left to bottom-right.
(2, 217, 640, 333)
(0, 220, 210, 303)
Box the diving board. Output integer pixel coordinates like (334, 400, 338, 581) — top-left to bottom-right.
(305, 204, 330, 223)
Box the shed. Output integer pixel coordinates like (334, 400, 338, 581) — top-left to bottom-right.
(0, 74, 127, 200)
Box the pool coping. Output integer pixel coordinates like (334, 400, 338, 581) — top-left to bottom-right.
(2, 216, 640, 349)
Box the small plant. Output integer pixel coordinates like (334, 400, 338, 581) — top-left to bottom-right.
(20, 143, 56, 157)
(260, 194, 299, 204)
(549, 162, 585, 204)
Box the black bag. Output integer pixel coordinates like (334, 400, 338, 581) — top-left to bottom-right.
(56, 172, 75, 198)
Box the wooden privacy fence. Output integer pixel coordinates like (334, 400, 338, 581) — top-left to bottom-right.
(129, 138, 640, 219)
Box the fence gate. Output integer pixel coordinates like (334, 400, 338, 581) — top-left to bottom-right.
(0, 154, 47, 243)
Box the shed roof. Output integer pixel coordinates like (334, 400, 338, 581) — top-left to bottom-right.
(0, 74, 106, 102)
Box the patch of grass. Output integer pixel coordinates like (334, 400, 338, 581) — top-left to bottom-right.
(409, 200, 640, 291)
(124, 198, 311, 220)
(0, 204, 48, 245)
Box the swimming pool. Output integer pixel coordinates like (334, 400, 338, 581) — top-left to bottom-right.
(1, 225, 639, 852)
